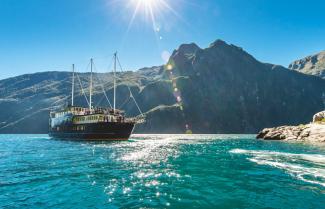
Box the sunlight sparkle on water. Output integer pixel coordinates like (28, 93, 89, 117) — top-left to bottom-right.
(1, 135, 324, 208)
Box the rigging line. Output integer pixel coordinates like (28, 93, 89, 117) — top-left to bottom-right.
(66, 54, 114, 70)
(76, 72, 90, 107)
(72, 59, 90, 74)
(0, 107, 54, 130)
(76, 61, 91, 107)
(116, 56, 144, 116)
(95, 94, 106, 107)
(119, 94, 131, 110)
(92, 59, 113, 108)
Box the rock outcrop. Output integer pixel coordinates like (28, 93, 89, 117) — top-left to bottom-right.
(289, 51, 325, 79)
(256, 124, 325, 143)
(257, 112, 325, 143)
(313, 111, 325, 123)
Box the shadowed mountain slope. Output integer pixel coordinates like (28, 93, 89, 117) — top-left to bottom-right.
(1, 40, 324, 134)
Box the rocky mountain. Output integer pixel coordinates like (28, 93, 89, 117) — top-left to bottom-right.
(289, 51, 325, 79)
(1, 39, 325, 134)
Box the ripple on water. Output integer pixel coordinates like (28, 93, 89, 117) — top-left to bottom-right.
(0, 134, 324, 209)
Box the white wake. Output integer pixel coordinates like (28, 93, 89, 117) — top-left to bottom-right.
(230, 149, 325, 187)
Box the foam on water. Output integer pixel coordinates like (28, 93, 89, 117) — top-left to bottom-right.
(27, 136, 51, 139)
(230, 149, 325, 187)
(1, 134, 324, 208)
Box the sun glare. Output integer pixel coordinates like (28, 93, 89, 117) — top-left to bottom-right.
(110, 0, 184, 63)
(137, 0, 156, 8)
(127, 0, 180, 31)
(131, 0, 161, 13)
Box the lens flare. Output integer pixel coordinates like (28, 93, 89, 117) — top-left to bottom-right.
(132, 0, 157, 11)
(127, 0, 181, 33)
(166, 64, 173, 70)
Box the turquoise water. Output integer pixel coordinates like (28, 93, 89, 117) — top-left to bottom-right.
(0, 134, 324, 209)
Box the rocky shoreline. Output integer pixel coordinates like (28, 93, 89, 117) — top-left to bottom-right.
(256, 123, 325, 143)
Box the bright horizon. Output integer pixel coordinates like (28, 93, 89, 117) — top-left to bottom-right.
(1, 0, 325, 79)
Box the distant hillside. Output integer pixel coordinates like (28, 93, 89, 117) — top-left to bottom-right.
(1, 39, 325, 134)
(289, 51, 325, 79)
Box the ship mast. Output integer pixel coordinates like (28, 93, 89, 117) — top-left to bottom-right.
(89, 58, 93, 110)
(71, 64, 75, 106)
(113, 52, 117, 113)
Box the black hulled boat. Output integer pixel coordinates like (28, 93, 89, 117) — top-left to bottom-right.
(49, 53, 143, 140)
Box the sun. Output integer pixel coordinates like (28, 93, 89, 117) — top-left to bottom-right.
(127, 0, 179, 31)
(129, 0, 164, 23)
(137, 0, 156, 8)
(130, 0, 161, 13)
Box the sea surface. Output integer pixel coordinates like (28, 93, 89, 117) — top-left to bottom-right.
(0, 134, 324, 209)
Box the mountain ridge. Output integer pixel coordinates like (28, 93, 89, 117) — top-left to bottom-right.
(1, 39, 325, 134)
(289, 50, 325, 79)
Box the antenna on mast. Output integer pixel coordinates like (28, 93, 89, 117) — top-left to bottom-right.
(113, 52, 117, 113)
(89, 58, 93, 110)
(71, 64, 75, 106)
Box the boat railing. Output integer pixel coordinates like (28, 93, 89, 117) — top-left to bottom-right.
(125, 115, 146, 124)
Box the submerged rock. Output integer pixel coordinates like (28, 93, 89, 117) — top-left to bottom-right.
(256, 123, 325, 143)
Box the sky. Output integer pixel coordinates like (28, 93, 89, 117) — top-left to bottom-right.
(0, 0, 325, 79)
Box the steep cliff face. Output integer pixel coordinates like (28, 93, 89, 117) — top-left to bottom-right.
(1, 39, 325, 134)
(289, 51, 325, 79)
(149, 39, 325, 133)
